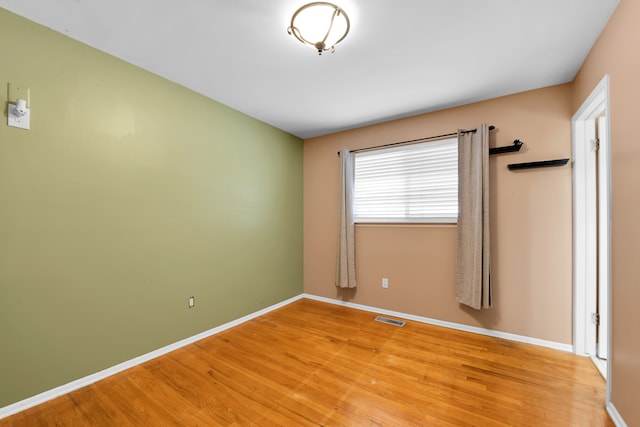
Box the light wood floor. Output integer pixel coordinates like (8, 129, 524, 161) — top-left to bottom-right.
(2, 298, 612, 426)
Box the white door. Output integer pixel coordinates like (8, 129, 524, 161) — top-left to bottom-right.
(572, 75, 611, 370)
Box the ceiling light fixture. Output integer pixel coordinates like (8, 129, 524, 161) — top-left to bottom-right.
(287, 2, 350, 55)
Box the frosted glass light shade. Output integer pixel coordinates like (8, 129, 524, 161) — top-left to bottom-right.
(287, 2, 350, 55)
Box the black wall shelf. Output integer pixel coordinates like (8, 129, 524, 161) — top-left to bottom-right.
(507, 158, 569, 170)
(489, 139, 523, 155)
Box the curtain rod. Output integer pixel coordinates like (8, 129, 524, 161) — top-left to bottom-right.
(337, 125, 495, 156)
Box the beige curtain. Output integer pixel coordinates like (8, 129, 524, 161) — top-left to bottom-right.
(456, 124, 491, 309)
(336, 148, 356, 288)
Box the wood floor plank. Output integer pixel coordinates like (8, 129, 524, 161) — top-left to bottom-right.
(0, 298, 613, 426)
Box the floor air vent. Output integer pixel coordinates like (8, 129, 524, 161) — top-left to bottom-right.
(375, 316, 406, 327)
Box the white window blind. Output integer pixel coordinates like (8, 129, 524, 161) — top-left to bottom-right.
(353, 137, 458, 223)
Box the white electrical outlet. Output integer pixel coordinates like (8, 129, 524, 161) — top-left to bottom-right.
(382, 278, 389, 288)
(8, 84, 31, 130)
(8, 104, 30, 130)
(188, 296, 195, 308)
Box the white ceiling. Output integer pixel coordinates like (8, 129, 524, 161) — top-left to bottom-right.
(0, 0, 619, 139)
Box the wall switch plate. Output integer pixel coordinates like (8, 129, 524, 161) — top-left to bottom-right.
(188, 296, 195, 308)
(382, 278, 389, 289)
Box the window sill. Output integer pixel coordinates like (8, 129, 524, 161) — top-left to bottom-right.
(355, 222, 457, 228)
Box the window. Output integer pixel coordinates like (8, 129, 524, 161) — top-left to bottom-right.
(353, 137, 458, 223)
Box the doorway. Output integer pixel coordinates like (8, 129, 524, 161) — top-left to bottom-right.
(572, 75, 611, 392)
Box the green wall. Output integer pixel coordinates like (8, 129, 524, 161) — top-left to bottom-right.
(0, 9, 303, 407)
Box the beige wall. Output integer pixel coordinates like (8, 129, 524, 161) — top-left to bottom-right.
(305, 84, 573, 344)
(573, 0, 640, 424)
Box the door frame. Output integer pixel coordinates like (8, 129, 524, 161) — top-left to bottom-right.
(571, 74, 612, 399)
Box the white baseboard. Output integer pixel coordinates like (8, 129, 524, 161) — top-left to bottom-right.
(607, 402, 628, 427)
(590, 356, 607, 380)
(302, 293, 574, 353)
(0, 294, 304, 420)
